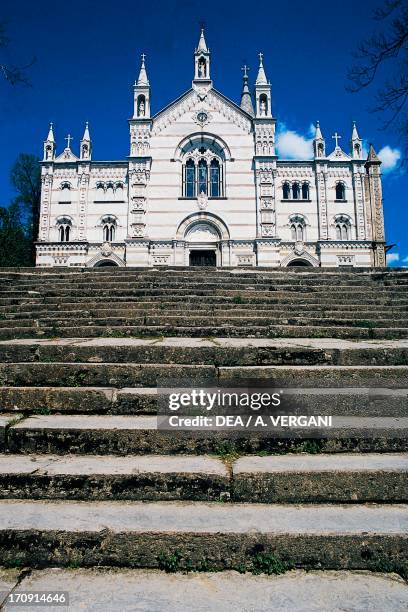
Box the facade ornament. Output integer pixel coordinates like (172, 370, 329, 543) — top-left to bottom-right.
(101, 242, 112, 257)
(197, 190, 208, 210)
(294, 241, 305, 256)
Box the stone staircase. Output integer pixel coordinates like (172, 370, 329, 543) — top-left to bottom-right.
(0, 267, 407, 579)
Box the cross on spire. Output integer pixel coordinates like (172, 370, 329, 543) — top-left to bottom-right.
(241, 65, 249, 79)
(258, 52, 264, 63)
(332, 132, 341, 148)
(65, 134, 73, 149)
(141, 53, 146, 63)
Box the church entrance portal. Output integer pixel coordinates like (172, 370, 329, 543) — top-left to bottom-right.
(189, 250, 216, 266)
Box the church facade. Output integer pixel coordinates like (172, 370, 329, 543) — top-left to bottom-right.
(36, 30, 386, 268)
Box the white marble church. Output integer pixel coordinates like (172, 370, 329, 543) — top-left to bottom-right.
(36, 29, 386, 268)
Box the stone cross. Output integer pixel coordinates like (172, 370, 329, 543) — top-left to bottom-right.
(65, 134, 73, 149)
(241, 65, 249, 79)
(332, 132, 341, 148)
(259, 52, 263, 63)
(141, 53, 146, 63)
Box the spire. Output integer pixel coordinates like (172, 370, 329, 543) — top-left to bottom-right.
(80, 122, 91, 160)
(82, 121, 90, 141)
(367, 143, 381, 163)
(137, 54, 149, 86)
(240, 65, 254, 116)
(313, 120, 326, 158)
(315, 120, 323, 140)
(350, 120, 363, 159)
(46, 122, 55, 142)
(43, 122, 56, 161)
(351, 120, 360, 140)
(196, 27, 208, 53)
(194, 27, 211, 81)
(256, 52, 268, 85)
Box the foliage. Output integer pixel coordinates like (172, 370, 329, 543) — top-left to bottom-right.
(347, 0, 408, 160)
(0, 202, 31, 266)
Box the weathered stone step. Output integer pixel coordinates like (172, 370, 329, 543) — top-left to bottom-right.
(0, 453, 406, 503)
(4, 568, 407, 611)
(1, 337, 408, 366)
(0, 325, 406, 341)
(1, 362, 408, 387)
(6, 415, 407, 455)
(0, 454, 229, 502)
(233, 454, 408, 503)
(1, 385, 407, 417)
(0, 315, 405, 330)
(3, 305, 408, 318)
(2, 295, 406, 306)
(0, 500, 406, 570)
(3, 287, 407, 299)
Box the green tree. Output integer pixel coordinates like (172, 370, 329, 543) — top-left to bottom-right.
(10, 153, 41, 263)
(0, 202, 31, 267)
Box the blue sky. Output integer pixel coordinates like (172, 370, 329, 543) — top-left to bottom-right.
(1, 0, 406, 265)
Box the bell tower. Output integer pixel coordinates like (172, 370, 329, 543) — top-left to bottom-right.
(193, 28, 211, 83)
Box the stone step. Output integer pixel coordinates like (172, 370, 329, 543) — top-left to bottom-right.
(1, 362, 408, 387)
(0, 454, 229, 502)
(0, 453, 406, 503)
(1, 295, 406, 306)
(233, 454, 408, 503)
(2, 288, 407, 300)
(1, 337, 408, 366)
(0, 325, 406, 341)
(0, 315, 405, 330)
(6, 414, 407, 454)
(0, 386, 407, 417)
(0, 499, 406, 570)
(3, 304, 408, 317)
(3, 568, 407, 611)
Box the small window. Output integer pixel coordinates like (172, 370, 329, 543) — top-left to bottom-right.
(282, 183, 290, 200)
(336, 182, 346, 200)
(292, 183, 300, 200)
(302, 183, 309, 200)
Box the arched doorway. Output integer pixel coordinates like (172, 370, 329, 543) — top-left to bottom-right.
(287, 259, 312, 267)
(94, 260, 119, 267)
(185, 222, 220, 267)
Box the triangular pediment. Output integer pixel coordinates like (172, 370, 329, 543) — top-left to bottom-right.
(152, 86, 253, 135)
(55, 148, 79, 163)
(327, 146, 351, 161)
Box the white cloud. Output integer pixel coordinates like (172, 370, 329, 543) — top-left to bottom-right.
(276, 129, 314, 160)
(378, 146, 401, 172)
(387, 253, 400, 263)
(403, 256, 408, 263)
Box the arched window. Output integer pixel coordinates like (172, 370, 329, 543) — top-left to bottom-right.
(101, 216, 117, 242)
(335, 182, 346, 200)
(137, 95, 146, 117)
(57, 218, 72, 242)
(302, 182, 309, 200)
(335, 216, 351, 240)
(282, 183, 290, 199)
(185, 159, 196, 198)
(103, 223, 115, 242)
(289, 215, 306, 242)
(354, 143, 361, 157)
(198, 159, 208, 195)
(317, 143, 324, 157)
(210, 159, 220, 197)
(259, 94, 268, 116)
(181, 137, 225, 198)
(292, 182, 300, 200)
(198, 57, 207, 78)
